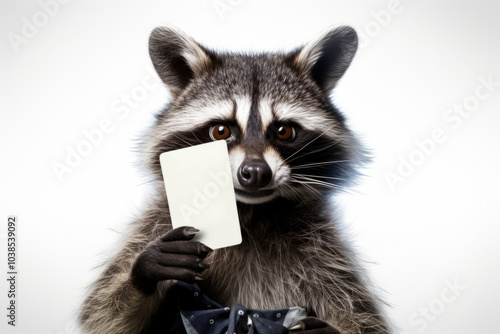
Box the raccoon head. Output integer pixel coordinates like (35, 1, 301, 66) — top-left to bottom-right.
(144, 26, 364, 205)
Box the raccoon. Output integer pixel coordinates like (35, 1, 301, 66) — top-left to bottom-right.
(78, 26, 391, 334)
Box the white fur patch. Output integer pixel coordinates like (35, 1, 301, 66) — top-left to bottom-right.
(235, 192, 279, 204)
(177, 31, 211, 76)
(263, 146, 290, 187)
(162, 99, 234, 134)
(234, 95, 252, 136)
(273, 101, 339, 137)
(258, 98, 340, 138)
(182, 51, 206, 75)
(259, 99, 274, 133)
(293, 28, 330, 73)
(228, 145, 246, 190)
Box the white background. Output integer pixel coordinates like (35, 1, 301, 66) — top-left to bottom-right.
(1, 1, 500, 333)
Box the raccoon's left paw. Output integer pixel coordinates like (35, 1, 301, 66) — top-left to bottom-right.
(290, 317, 340, 334)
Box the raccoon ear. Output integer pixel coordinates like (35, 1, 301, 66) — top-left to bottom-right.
(288, 26, 358, 93)
(149, 27, 216, 97)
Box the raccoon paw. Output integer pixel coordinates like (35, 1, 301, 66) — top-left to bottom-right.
(290, 317, 340, 334)
(131, 226, 212, 295)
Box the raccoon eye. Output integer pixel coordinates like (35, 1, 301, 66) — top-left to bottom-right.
(275, 125, 295, 141)
(210, 124, 231, 141)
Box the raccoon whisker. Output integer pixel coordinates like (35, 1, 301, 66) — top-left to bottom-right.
(287, 178, 325, 199)
(286, 141, 340, 164)
(292, 176, 332, 187)
(293, 173, 347, 181)
(171, 134, 195, 147)
(291, 160, 352, 169)
(291, 175, 352, 194)
(297, 180, 349, 194)
(300, 183, 324, 200)
(292, 174, 342, 186)
(277, 184, 300, 201)
(190, 131, 203, 144)
(283, 126, 335, 163)
(281, 183, 318, 202)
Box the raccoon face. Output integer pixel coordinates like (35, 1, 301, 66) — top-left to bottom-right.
(144, 27, 363, 204)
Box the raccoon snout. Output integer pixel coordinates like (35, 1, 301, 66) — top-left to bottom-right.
(237, 160, 272, 189)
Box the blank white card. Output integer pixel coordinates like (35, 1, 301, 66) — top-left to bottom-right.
(159, 140, 242, 249)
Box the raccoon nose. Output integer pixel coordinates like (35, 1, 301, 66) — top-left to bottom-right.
(237, 160, 272, 189)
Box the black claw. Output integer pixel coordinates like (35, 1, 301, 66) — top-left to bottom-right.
(186, 228, 199, 237)
(198, 261, 210, 269)
(200, 244, 213, 254)
(290, 323, 304, 331)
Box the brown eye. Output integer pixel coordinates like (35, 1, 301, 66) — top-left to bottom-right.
(276, 124, 295, 141)
(210, 124, 231, 140)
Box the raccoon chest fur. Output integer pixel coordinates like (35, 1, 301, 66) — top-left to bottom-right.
(201, 234, 309, 311)
(198, 205, 322, 313)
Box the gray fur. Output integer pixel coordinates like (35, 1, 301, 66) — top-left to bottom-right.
(78, 26, 391, 333)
